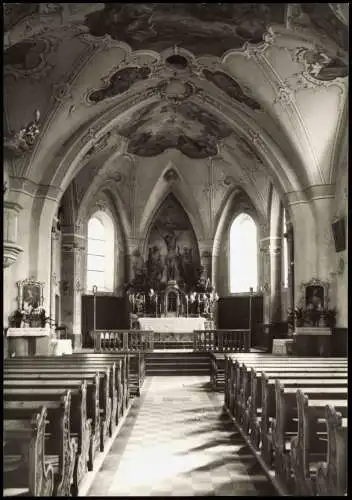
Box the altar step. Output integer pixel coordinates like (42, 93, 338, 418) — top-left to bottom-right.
(145, 352, 210, 375)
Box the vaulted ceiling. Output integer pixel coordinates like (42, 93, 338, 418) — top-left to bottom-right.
(4, 3, 349, 213)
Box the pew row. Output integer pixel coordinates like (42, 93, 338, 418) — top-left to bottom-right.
(4, 391, 77, 497)
(4, 406, 54, 496)
(223, 354, 348, 496)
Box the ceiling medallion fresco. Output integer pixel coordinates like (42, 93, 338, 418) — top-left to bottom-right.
(4, 36, 58, 79)
(202, 70, 263, 110)
(117, 100, 232, 159)
(88, 66, 151, 103)
(300, 3, 348, 52)
(3, 3, 39, 31)
(295, 48, 348, 82)
(84, 3, 286, 57)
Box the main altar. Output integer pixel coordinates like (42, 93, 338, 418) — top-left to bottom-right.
(138, 316, 209, 344)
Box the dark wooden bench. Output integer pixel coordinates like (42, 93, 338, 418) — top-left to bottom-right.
(6, 356, 124, 428)
(290, 391, 348, 496)
(4, 375, 101, 468)
(4, 405, 54, 496)
(5, 362, 115, 445)
(64, 353, 130, 405)
(4, 391, 77, 497)
(315, 405, 348, 496)
(273, 381, 347, 491)
(223, 354, 347, 495)
(4, 381, 90, 490)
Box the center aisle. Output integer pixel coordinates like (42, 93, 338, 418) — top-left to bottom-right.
(88, 376, 277, 496)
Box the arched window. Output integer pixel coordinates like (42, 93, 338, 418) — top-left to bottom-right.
(230, 213, 258, 293)
(86, 212, 115, 293)
(282, 209, 289, 288)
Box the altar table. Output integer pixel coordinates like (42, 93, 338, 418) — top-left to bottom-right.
(138, 317, 207, 343)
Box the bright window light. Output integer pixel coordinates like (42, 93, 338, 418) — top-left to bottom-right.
(87, 213, 115, 293)
(230, 213, 258, 293)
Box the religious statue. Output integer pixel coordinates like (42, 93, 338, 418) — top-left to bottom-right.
(162, 230, 180, 281)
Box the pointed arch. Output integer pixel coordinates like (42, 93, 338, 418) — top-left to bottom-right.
(229, 213, 258, 293)
(139, 166, 206, 248)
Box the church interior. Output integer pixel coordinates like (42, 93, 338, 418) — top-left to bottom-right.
(3, 3, 348, 497)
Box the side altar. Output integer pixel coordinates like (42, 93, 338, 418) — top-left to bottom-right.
(6, 278, 72, 356)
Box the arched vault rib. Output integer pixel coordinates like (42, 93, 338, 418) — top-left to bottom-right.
(77, 174, 132, 242)
(29, 85, 304, 198)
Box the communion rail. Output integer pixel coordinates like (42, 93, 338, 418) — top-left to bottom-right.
(193, 329, 250, 352)
(93, 330, 154, 352)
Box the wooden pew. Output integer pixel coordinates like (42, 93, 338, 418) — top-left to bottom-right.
(63, 353, 130, 407)
(4, 382, 90, 491)
(6, 357, 123, 427)
(273, 381, 347, 491)
(3, 406, 55, 496)
(247, 373, 347, 452)
(5, 363, 115, 444)
(69, 352, 145, 398)
(315, 405, 348, 496)
(223, 355, 347, 495)
(4, 375, 101, 467)
(4, 391, 77, 497)
(225, 355, 346, 420)
(210, 353, 226, 391)
(290, 391, 348, 496)
(234, 360, 346, 428)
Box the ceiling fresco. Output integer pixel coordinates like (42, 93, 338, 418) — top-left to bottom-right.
(202, 70, 263, 110)
(298, 48, 348, 82)
(301, 3, 348, 52)
(3, 3, 39, 31)
(84, 3, 286, 57)
(117, 100, 233, 159)
(4, 39, 47, 69)
(89, 66, 151, 103)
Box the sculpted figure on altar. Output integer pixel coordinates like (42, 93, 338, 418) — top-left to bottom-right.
(162, 230, 181, 282)
(147, 245, 164, 286)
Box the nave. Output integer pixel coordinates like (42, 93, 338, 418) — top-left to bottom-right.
(88, 376, 276, 497)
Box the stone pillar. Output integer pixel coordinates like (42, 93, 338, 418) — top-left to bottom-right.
(3, 201, 23, 268)
(61, 226, 85, 349)
(285, 221, 295, 311)
(259, 237, 271, 323)
(287, 201, 316, 306)
(311, 197, 335, 281)
(50, 221, 60, 335)
(269, 237, 282, 323)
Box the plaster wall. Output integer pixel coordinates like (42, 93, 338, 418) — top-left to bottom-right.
(330, 152, 348, 327)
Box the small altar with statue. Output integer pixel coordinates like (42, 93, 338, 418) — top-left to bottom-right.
(6, 278, 72, 356)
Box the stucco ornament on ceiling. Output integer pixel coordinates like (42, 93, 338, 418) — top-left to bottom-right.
(4, 110, 41, 158)
(84, 3, 286, 57)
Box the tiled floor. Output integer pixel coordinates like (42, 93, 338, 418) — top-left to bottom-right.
(88, 376, 277, 496)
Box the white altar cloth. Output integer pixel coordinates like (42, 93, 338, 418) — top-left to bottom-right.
(7, 327, 51, 337)
(138, 317, 206, 333)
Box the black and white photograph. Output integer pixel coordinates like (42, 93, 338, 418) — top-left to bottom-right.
(3, 3, 348, 497)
